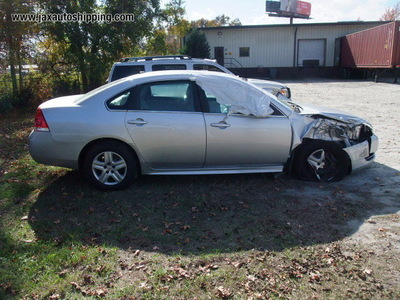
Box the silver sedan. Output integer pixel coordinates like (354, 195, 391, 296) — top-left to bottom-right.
(28, 71, 378, 190)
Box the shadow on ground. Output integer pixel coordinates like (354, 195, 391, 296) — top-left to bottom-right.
(29, 162, 400, 255)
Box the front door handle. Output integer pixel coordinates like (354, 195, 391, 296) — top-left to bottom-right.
(127, 118, 148, 126)
(211, 121, 231, 129)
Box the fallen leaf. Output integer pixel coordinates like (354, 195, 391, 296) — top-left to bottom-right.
(232, 261, 244, 268)
(139, 282, 152, 291)
(363, 269, 373, 276)
(136, 264, 148, 271)
(207, 264, 219, 270)
(164, 222, 174, 229)
(216, 286, 232, 298)
(71, 281, 81, 290)
(96, 289, 106, 297)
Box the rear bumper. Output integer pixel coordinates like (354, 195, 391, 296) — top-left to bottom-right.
(28, 130, 80, 169)
(344, 134, 379, 171)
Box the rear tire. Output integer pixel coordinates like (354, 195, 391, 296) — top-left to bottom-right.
(293, 141, 349, 182)
(83, 141, 137, 190)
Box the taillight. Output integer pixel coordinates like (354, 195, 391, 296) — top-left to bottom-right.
(34, 108, 50, 132)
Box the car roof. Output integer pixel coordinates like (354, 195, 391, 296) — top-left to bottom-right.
(117, 55, 217, 64)
(116, 70, 238, 83)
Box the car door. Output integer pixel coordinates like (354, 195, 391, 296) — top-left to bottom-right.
(202, 93, 292, 168)
(124, 80, 206, 169)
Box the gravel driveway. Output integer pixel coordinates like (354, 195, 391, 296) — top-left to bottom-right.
(282, 78, 400, 287)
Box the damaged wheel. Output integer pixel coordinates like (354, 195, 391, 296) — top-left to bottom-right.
(293, 141, 350, 182)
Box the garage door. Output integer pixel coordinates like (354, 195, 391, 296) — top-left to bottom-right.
(297, 39, 326, 67)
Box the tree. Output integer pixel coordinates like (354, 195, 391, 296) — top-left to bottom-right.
(39, 0, 160, 91)
(164, 0, 190, 54)
(146, 28, 168, 55)
(0, 0, 36, 96)
(380, 2, 400, 21)
(191, 14, 242, 28)
(181, 29, 210, 58)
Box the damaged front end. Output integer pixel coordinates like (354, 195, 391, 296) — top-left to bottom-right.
(302, 114, 378, 171)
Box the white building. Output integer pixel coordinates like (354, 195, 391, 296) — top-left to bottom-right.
(195, 21, 387, 78)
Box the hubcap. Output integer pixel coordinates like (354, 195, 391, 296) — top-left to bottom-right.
(307, 149, 337, 181)
(92, 151, 127, 185)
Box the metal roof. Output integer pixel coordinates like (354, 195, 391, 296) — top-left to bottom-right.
(197, 21, 389, 31)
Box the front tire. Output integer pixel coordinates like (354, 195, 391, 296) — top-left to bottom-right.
(83, 141, 137, 190)
(293, 141, 350, 182)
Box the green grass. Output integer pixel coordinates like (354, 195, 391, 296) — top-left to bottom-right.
(0, 106, 399, 299)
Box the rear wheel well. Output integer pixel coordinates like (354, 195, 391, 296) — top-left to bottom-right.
(78, 138, 141, 174)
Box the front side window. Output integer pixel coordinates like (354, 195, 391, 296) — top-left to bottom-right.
(201, 90, 230, 114)
(136, 81, 196, 112)
(193, 64, 225, 72)
(152, 64, 187, 71)
(239, 47, 250, 57)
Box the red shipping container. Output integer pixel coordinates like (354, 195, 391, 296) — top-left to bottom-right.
(340, 21, 400, 68)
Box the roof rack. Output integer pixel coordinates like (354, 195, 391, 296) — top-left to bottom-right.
(120, 55, 192, 62)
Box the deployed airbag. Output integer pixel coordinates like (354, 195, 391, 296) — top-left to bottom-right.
(193, 74, 274, 117)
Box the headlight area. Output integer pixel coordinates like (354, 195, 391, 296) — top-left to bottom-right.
(303, 118, 374, 148)
(301, 117, 377, 171)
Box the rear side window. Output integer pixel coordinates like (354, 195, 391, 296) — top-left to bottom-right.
(193, 64, 225, 72)
(111, 65, 144, 81)
(136, 81, 197, 112)
(106, 89, 134, 110)
(152, 64, 187, 71)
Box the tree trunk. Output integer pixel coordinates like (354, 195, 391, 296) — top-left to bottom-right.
(17, 46, 23, 93)
(8, 35, 18, 96)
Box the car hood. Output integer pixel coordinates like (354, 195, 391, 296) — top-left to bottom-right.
(247, 78, 285, 89)
(295, 102, 370, 126)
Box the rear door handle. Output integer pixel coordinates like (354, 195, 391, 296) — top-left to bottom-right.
(211, 121, 231, 128)
(127, 118, 148, 126)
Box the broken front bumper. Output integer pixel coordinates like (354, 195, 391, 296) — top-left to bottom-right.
(344, 134, 379, 171)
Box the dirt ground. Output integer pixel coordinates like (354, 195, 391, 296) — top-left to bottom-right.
(283, 78, 400, 286)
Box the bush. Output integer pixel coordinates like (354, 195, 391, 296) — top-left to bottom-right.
(0, 92, 16, 113)
(0, 71, 83, 113)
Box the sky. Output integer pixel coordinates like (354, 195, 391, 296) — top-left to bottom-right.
(160, 0, 399, 25)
